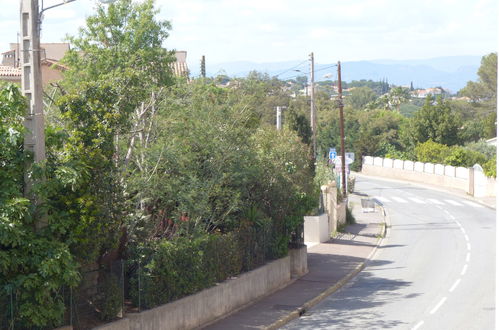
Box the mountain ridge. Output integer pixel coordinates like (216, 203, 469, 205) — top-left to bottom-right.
(188, 55, 482, 93)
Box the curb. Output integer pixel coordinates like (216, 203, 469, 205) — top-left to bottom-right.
(265, 196, 388, 330)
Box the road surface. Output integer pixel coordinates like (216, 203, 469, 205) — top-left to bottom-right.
(284, 176, 495, 330)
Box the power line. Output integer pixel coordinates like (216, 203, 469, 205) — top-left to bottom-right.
(274, 60, 309, 77)
(279, 64, 339, 81)
(313, 64, 339, 75)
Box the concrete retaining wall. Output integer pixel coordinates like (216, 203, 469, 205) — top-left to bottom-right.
(304, 213, 329, 243)
(289, 245, 308, 277)
(336, 200, 347, 226)
(362, 156, 496, 197)
(304, 182, 347, 242)
(486, 177, 496, 196)
(320, 183, 338, 235)
(97, 257, 292, 330)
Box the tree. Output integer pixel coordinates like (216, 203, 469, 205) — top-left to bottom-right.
(408, 96, 461, 146)
(0, 84, 79, 327)
(346, 86, 377, 110)
(460, 53, 497, 104)
(355, 109, 406, 158)
(388, 86, 410, 112)
(62, 0, 175, 92)
(458, 53, 497, 138)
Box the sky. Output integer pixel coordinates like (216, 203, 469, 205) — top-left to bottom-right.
(0, 0, 497, 70)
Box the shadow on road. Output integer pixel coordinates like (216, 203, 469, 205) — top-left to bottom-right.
(285, 260, 417, 329)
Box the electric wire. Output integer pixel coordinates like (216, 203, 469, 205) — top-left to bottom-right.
(274, 60, 309, 77)
(279, 63, 339, 81)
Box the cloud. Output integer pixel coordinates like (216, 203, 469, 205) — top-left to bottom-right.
(0, 0, 496, 66)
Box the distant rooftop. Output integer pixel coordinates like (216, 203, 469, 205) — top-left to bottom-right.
(0, 65, 21, 77)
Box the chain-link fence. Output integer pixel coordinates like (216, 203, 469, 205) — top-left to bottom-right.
(1, 222, 301, 329)
(1, 260, 125, 330)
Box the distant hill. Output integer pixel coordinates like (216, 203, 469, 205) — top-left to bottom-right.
(189, 55, 482, 93)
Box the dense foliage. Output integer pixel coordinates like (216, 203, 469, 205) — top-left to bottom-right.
(0, 85, 80, 328)
(1, 0, 496, 326)
(2, 1, 316, 327)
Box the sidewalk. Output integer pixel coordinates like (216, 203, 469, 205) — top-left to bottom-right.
(202, 193, 386, 330)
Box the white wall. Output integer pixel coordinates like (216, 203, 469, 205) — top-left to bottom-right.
(361, 156, 496, 197)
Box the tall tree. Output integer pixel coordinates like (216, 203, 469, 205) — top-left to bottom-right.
(346, 86, 377, 110)
(460, 53, 497, 105)
(49, 0, 176, 276)
(458, 52, 497, 138)
(388, 86, 410, 112)
(408, 96, 461, 146)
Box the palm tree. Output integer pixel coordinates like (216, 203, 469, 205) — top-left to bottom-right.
(388, 87, 410, 112)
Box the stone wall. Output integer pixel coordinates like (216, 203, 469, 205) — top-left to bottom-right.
(362, 156, 496, 197)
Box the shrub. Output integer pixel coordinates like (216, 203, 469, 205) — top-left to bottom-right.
(96, 273, 122, 321)
(483, 158, 497, 178)
(415, 140, 450, 163)
(444, 147, 487, 167)
(129, 233, 244, 309)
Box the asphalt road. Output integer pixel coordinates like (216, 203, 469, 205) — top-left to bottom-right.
(284, 176, 495, 330)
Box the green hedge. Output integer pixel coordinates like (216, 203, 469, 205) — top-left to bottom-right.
(129, 233, 240, 309)
(128, 222, 287, 310)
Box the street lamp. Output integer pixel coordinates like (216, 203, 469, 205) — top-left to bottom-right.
(20, 0, 116, 227)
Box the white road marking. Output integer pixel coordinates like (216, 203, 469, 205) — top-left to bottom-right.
(444, 199, 462, 206)
(375, 196, 390, 203)
(466, 243, 471, 251)
(408, 197, 425, 204)
(462, 200, 482, 208)
(464, 234, 469, 242)
(391, 196, 408, 203)
(428, 198, 444, 205)
(466, 253, 470, 262)
(449, 279, 461, 292)
(412, 320, 425, 330)
(461, 264, 468, 275)
(460, 227, 466, 234)
(430, 297, 447, 314)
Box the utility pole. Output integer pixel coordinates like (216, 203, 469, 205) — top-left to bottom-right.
(20, 0, 45, 165)
(276, 106, 282, 130)
(20, 0, 46, 228)
(201, 55, 206, 78)
(337, 61, 347, 197)
(309, 52, 316, 158)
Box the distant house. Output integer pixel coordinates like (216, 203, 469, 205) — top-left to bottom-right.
(411, 87, 450, 98)
(0, 65, 21, 83)
(0, 58, 67, 87)
(1, 43, 69, 86)
(171, 51, 189, 77)
(2, 42, 70, 67)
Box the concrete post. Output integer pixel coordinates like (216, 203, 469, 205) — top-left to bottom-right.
(276, 106, 282, 130)
(20, 0, 46, 164)
(21, 0, 46, 229)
